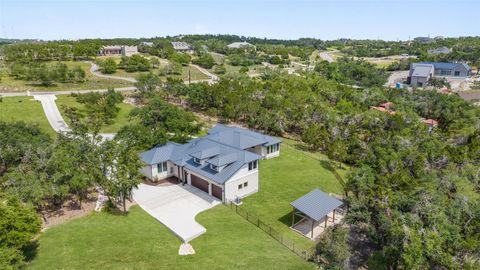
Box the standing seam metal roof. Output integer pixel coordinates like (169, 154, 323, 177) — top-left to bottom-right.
(290, 189, 343, 222)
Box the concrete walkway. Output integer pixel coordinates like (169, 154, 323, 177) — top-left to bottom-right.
(132, 183, 221, 243)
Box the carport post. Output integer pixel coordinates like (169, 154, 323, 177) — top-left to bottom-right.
(311, 220, 314, 239)
(291, 207, 295, 227)
(333, 209, 336, 222)
(324, 216, 328, 228)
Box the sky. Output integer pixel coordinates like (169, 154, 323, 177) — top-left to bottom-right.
(0, 0, 479, 41)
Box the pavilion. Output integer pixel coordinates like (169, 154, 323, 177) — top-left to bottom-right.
(290, 189, 344, 240)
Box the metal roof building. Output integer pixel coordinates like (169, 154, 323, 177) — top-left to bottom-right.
(290, 189, 343, 239)
(291, 189, 343, 222)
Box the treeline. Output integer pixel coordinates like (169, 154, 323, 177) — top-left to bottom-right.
(314, 57, 388, 87)
(134, 72, 480, 269)
(10, 62, 85, 86)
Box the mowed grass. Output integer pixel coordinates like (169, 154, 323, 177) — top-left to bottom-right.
(27, 205, 313, 270)
(55, 95, 136, 133)
(0, 96, 55, 136)
(0, 61, 133, 92)
(241, 139, 346, 250)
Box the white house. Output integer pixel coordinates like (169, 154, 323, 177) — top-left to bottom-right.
(227, 41, 256, 50)
(171, 41, 194, 54)
(139, 124, 282, 202)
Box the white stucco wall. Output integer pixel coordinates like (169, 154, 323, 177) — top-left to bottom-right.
(141, 166, 153, 179)
(146, 161, 176, 181)
(224, 163, 259, 202)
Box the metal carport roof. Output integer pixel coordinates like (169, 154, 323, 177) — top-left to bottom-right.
(290, 189, 343, 222)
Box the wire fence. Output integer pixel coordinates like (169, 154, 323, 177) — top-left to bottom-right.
(229, 203, 313, 261)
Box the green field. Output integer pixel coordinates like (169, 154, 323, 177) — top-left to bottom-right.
(55, 95, 136, 133)
(0, 96, 55, 136)
(0, 61, 133, 92)
(241, 139, 346, 249)
(27, 206, 313, 270)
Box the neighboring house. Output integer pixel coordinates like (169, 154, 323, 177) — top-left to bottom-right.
(409, 63, 434, 87)
(139, 124, 282, 202)
(414, 37, 433, 44)
(427, 47, 452, 54)
(171, 41, 194, 54)
(99, 45, 138, 57)
(141, 41, 154, 47)
(227, 41, 256, 50)
(409, 62, 471, 87)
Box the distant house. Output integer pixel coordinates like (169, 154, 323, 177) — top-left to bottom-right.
(409, 62, 471, 87)
(414, 37, 433, 44)
(99, 45, 138, 57)
(171, 41, 194, 54)
(139, 124, 282, 202)
(227, 41, 256, 50)
(427, 47, 452, 55)
(141, 41, 154, 47)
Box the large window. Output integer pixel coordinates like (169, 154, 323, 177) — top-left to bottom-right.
(267, 143, 279, 154)
(157, 162, 167, 173)
(248, 160, 257, 171)
(440, 69, 451, 76)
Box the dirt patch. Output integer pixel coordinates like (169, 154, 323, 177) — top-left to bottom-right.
(41, 194, 97, 230)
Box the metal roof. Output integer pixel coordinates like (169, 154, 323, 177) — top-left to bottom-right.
(291, 189, 343, 222)
(206, 124, 282, 149)
(411, 64, 434, 77)
(207, 153, 238, 167)
(419, 62, 471, 71)
(190, 147, 220, 160)
(139, 135, 260, 185)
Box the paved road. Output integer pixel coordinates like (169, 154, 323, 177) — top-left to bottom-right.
(133, 183, 220, 242)
(319, 51, 335, 63)
(0, 87, 137, 98)
(89, 62, 137, 83)
(33, 94, 115, 139)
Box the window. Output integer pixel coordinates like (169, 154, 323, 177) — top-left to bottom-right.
(248, 161, 257, 171)
(243, 182, 248, 188)
(238, 184, 243, 190)
(267, 144, 279, 154)
(440, 69, 451, 76)
(157, 162, 167, 173)
(170, 167, 174, 173)
(211, 164, 219, 172)
(454, 71, 460, 76)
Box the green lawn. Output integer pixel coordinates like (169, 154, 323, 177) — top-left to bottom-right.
(0, 61, 133, 93)
(241, 139, 346, 250)
(0, 96, 55, 136)
(27, 206, 313, 270)
(55, 95, 136, 133)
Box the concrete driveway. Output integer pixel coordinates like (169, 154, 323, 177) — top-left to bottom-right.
(132, 182, 221, 242)
(34, 94, 70, 133)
